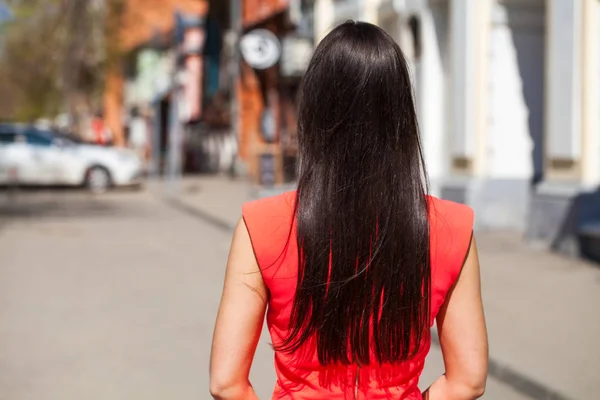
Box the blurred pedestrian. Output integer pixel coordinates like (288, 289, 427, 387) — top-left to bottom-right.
(91, 111, 112, 146)
(128, 107, 149, 162)
(210, 21, 488, 400)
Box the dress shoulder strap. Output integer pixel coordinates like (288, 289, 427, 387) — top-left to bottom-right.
(242, 191, 297, 279)
(428, 197, 475, 321)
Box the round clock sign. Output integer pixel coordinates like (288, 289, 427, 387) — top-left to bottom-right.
(240, 29, 281, 70)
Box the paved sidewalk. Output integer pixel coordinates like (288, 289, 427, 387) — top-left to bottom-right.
(157, 175, 600, 400)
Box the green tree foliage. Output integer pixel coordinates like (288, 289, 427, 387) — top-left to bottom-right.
(0, 0, 124, 125)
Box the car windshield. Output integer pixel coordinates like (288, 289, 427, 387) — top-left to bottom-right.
(24, 127, 79, 146)
(0, 124, 22, 144)
(1, 124, 81, 146)
(0, 124, 22, 134)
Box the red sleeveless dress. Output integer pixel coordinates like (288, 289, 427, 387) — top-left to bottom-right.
(242, 191, 474, 399)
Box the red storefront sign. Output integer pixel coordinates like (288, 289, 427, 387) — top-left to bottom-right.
(243, 0, 289, 27)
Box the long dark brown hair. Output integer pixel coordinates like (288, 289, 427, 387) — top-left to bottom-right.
(277, 21, 431, 366)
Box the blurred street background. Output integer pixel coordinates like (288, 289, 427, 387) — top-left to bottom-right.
(0, 0, 599, 399)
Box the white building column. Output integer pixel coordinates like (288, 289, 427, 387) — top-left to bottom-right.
(446, 0, 549, 231)
(440, 0, 492, 220)
(448, 0, 482, 172)
(477, 0, 545, 230)
(544, 0, 583, 181)
(527, 0, 600, 253)
(416, 1, 450, 197)
(581, 0, 600, 187)
(486, 1, 544, 183)
(362, 0, 380, 24)
(314, 0, 335, 40)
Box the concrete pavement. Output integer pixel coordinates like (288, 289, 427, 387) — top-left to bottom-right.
(164, 175, 600, 400)
(0, 188, 531, 400)
(0, 189, 230, 399)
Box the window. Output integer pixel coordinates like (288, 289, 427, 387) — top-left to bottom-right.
(408, 16, 422, 60)
(0, 133, 16, 144)
(25, 132, 53, 147)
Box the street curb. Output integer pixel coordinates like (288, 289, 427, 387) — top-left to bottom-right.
(162, 196, 236, 233)
(157, 183, 297, 233)
(160, 192, 574, 400)
(430, 331, 572, 400)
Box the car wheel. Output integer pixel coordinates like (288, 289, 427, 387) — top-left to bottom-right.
(85, 166, 111, 194)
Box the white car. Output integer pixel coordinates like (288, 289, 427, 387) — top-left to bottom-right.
(0, 124, 144, 192)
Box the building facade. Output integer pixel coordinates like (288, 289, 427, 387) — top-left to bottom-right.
(314, 0, 600, 259)
(103, 0, 315, 182)
(236, 0, 314, 185)
(105, 0, 239, 177)
(103, 0, 208, 148)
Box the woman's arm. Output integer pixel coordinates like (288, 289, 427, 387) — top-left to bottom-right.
(423, 236, 488, 400)
(209, 218, 268, 400)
